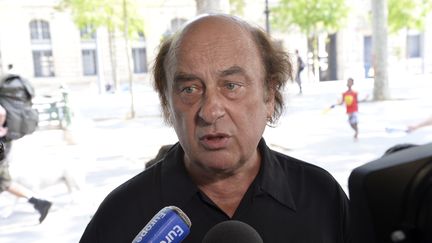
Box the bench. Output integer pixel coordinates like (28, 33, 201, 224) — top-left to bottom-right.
(33, 88, 72, 130)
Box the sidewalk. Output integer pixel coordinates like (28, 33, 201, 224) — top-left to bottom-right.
(266, 74, 432, 191)
(0, 74, 431, 242)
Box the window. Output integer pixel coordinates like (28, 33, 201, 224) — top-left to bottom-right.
(407, 34, 421, 58)
(80, 25, 96, 41)
(132, 48, 147, 73)
(131, 31, 147, 73)
(30, 19, 54, 77)
(80, 25, 97, 76)
(32, 50, 54, 77)
(30, 20, 51, 42)
(82, 49, 97, 75)
(363, 36, 373, 78)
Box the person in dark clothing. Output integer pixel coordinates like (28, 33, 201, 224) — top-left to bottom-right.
(79, 14, 350, 243)
(0, 66, 52, 223)
(0, 104, 52, 223)
(144, 144, 173, 169)
(295, 49, 305, 94)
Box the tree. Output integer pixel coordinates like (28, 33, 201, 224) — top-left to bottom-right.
(388, 0, 432, 33)
(57, 0, 144, 118)
(371, 0, 432, 100)
(229, 0, 245, 15)
(389, 0, 432, 74)
(57, 0, 144, 92)
(271, 0, 349, 81)
(371, 0, 390, 100)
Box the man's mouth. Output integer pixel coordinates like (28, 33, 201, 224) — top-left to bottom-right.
(199, 133, 230, 150)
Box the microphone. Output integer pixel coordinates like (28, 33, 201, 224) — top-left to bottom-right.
(202, 220, 263, 243)
(132, 206, 191, 243)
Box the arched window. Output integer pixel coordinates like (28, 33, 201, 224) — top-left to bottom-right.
(29, 20, 51, 42)
(29, 19, 54, 77)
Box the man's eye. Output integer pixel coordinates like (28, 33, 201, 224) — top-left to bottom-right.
(225, 83, 239, 90)
(181, 86, 198, 94)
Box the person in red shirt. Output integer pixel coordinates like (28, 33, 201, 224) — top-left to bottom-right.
(338, 78, 362, 140)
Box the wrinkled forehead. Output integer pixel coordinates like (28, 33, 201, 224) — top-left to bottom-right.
(181, 15, 252, 42)
(164, 15, 260, 79)
(180, 15, 253, 40)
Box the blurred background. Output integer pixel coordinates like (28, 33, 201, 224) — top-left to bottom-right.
(0, 0, 431, 242)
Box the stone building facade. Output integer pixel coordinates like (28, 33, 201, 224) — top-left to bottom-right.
(0, 0, 430, 92)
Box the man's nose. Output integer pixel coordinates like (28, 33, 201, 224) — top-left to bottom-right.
(198, 91, 225, 124)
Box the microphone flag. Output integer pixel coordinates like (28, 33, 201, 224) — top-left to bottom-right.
(132, 206, 191, 243)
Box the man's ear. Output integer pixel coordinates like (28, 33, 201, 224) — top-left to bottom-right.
(265, 78, 276, 120)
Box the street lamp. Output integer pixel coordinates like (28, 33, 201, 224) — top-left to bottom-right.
(264, 0, 270, 34)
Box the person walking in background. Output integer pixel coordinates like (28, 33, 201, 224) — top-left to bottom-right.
(0, 107, 52, 223)
(295, 49, 305, 94)
(336, 77, 368, 140)
(6, 64, 17, 75)
(0, 67, 52, 223)
(0, 105, 7, 137)
(407, 115, 432, 133)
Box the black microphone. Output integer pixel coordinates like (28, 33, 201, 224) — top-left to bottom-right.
(202, 220, 263, 243)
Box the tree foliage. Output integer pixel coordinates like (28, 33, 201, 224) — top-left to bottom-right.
(57, 0, 144, 38)
(271, 0, 349, 36)
(270, 0, 349, 81)
(229, 0, 245, 15)
(388, 0, 432, 33)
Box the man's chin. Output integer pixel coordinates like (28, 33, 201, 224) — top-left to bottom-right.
(199, 159, 240, 177)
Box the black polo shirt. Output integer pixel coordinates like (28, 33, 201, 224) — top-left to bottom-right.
(80, 139, 350, 243)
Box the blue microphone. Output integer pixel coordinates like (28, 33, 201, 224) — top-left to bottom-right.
(132, 206, 191, 243)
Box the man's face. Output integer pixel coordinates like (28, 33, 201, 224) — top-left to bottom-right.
(166, 17, 274, 174)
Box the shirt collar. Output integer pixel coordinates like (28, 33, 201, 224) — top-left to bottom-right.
(161, 143, 199, 208)
(256, 139, 297, 211)
(160, 139, 296, 211)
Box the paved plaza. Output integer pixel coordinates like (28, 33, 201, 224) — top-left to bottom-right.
(0, 74, 431, 242)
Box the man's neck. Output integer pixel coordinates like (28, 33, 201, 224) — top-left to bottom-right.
(186, 152, 261, 217)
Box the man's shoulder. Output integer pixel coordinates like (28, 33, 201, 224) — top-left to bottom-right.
(96, 162, 167, 211)
(89, 168, 162, 227)
(112, 165, 161, 196)
(271, 150, 338, 187)
(81, 168, 162, 243)
(273, 150, 325, 171)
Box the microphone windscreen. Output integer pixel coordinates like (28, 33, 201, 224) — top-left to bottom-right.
(202, 220, 263, 243)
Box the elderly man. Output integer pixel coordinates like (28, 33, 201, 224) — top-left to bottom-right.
(80, 14, 350, 243)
